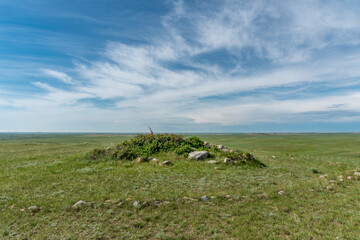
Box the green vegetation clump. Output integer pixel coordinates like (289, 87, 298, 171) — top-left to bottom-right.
(221, 151, 267, 167)
(174, 144, 194, 156)
(311, 168, 320, 174)
(186, 136, 205, 149)
(89, 148, 107, 160)
(86, 133, 264, 167)
(112, 134, 186, 160)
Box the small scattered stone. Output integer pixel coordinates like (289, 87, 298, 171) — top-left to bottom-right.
(133, 201, 141, 209)
(225, 195, 231, 199)
(188, 151, 209, 160)
(28, 206, 40, 213)
(278, 191, 284, 195)
(224, 157, 233, 163)
(72, 200, 91, 209)
(151, 158, 159, 162)
(326, 185, 334, 191)
(136, 157, 146, 163)
(147, 156, 153, 160)
(354, 171, 360, 176)
(291, 157, 294, 160)
(319, 174, 328, 179)
(201, 195, 210, 201)
(330, 180, 337, 183)
(272, 155, 276, 159)
(347, 176, 352, 180)
(20, 208, 25, 212)
(207, 160, 217, 164)
(126, 198, 131, 201)
(216, 145, 226, 150)
(160, 160, 172, 166)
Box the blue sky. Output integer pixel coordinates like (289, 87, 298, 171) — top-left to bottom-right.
(1, 0, 360, 132)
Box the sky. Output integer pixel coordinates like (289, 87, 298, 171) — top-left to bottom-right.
(1, 0, 360, 133)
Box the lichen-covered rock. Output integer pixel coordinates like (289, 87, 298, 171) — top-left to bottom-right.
(188, 151, 208, 160)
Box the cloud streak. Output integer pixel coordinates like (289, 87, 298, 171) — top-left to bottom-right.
(41, 69, 74, 85)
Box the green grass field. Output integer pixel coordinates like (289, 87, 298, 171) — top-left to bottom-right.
(1, 133, 360, 239)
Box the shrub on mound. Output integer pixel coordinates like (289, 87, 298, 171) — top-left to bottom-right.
(110, 134, 210, 160)
(86, 133, 265, 167)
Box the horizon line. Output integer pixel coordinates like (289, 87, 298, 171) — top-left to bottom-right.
(1, 131, 360, 134)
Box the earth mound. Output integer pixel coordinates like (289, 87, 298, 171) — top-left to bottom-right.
(86, 134, 266, 167)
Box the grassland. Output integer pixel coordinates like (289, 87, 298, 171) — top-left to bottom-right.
(1, 133, 360, 239)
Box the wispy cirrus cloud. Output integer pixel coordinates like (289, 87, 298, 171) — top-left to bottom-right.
(41, 69, 74, 85)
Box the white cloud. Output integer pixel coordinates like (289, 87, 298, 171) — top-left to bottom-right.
(41, 69, 74, 84)
(187, 92, 360, 125)
(31, 81, 93, 105)
(165, 0, 360, 64)
(0, 98, 9, 106)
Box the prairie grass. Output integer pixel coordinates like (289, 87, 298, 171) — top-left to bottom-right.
(1, 133, 360, 239)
